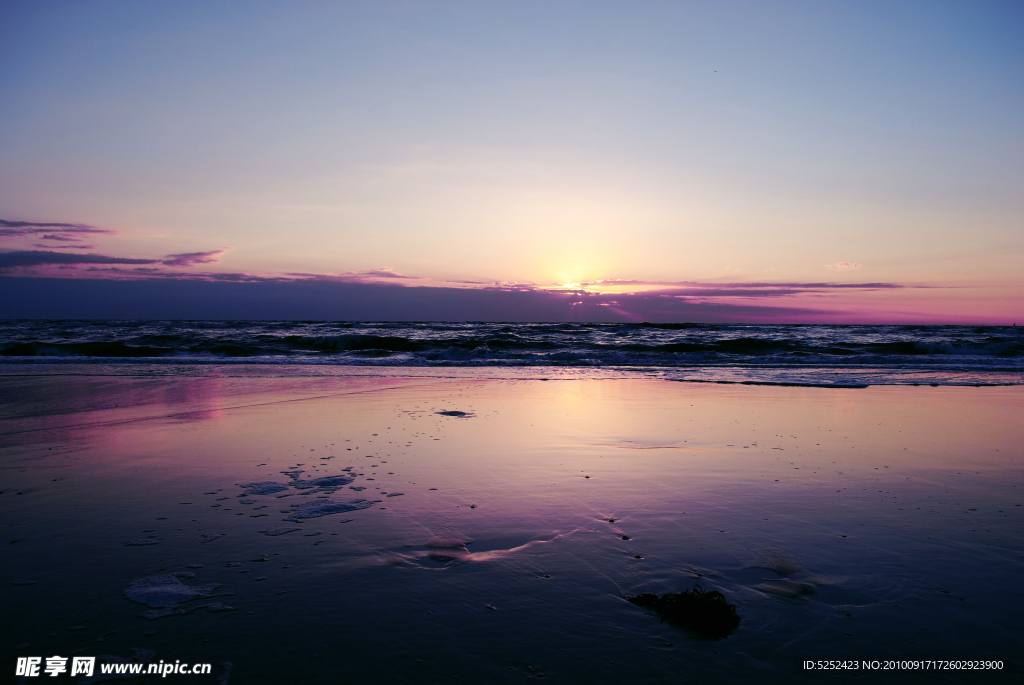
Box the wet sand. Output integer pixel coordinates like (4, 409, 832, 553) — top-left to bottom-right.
(2, 374, 1022, 683)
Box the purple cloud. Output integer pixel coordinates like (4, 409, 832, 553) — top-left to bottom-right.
(349, 268, 416, 279)
(0, 251, 158, 269)
(161, 249, 231, 267)
(0, 276, 867, 322)
(0, 219, 116, 239)
(31, 243, 101, 250)
(588, 279, 899, 290)
(39, 233, 91, 242)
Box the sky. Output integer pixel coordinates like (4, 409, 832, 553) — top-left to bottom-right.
(0, 0, 1021, 322)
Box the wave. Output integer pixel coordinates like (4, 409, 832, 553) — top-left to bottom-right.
(3, 335, 1020, 359)
(0, 322, 1021, 385)
(1, 341, 173, 357)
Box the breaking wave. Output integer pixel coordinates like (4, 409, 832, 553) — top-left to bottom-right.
(1, 321, 1021, 385)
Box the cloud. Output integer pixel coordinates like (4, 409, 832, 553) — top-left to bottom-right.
(161, 248, 231, 267)
(825, 262, 863, 270)
(592, 279, 893, 290)
(0, 251, 158, 269)
(39, 233, 91, 242)
(294, 268, 420, 282)
(531, 280, 911, 299)
(348, 268, 416, 279)
(0, 251, 919, 302)
(0, 274, 1005, 324)
(277, 267, 438, 286)
(31, 243, 100, 250)
(0, 276, 840, 322)
(0, 219, 116, 239)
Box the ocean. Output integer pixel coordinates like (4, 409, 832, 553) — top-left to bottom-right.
(1, 321, 1022, 387)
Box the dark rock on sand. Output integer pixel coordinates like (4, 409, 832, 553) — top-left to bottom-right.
(625, 585, 740, 639)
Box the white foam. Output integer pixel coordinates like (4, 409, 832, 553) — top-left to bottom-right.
(123, 572, 219, 609)
(285, 499, 371, 521)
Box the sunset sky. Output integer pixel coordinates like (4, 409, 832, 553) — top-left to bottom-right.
(1, 1, 1021, 322)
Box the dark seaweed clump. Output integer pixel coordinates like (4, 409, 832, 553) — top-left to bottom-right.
(625, 585, 740, 639)
(436, 410, 473, 417)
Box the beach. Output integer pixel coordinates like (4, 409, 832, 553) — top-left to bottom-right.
(5, 1, 1022, 681)
(3, 370, 1021, 683)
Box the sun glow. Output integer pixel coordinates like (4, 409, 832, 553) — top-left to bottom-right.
(552, 279, 604, 294)
(547, 279, 679, 296)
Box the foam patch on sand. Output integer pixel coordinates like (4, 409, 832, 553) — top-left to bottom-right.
(285, 499, 371, 521)
(124, 573, 219, 608)
(240, 482, 289, 496)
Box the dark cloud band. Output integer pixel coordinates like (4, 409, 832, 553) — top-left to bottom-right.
(0, 219, 116, 238)
(0, 251, 157, 268)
